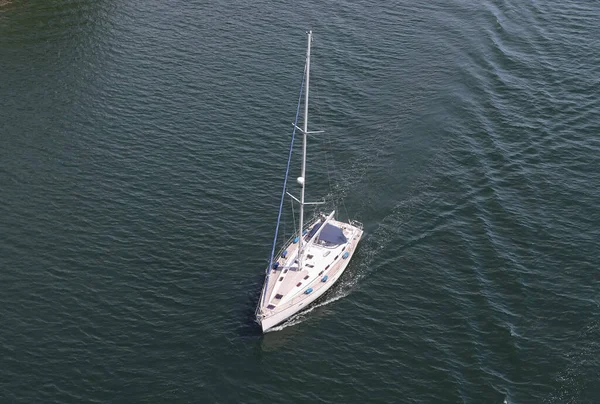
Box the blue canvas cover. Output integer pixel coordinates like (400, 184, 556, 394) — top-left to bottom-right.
(307, 222, 322, 239)
(318, 224, 347, 246)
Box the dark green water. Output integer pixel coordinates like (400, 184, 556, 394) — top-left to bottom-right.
(1, 0, 599, 402)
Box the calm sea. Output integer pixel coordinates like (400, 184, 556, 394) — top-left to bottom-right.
(1, 0, 599, 402)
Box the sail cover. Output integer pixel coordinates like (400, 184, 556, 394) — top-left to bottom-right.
(307, 222, 322, 239)
(318, 224, 347, 245)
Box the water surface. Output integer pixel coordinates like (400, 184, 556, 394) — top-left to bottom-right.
(1, 0, 599, 402)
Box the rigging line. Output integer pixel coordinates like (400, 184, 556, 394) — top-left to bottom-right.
(310, 66, 351, 221)
(282, 202, 287, 246)
(290, 193, 297, 237)
(313, 78, 332, 197)
(321, 126, 335, 211)
(262, 60, 307, 306)
(311, 63, 337, 212)
(326, 123, 351, 221)
(323, 135, 333, 196)
(312, 67, 325, 133)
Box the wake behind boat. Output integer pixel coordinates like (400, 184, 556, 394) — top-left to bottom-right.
(255, 31, 363, 332)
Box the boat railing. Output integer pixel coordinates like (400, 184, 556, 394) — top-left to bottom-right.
(274, 233, 297, 261)
(271, 214, 323, 267)
(350, 219, 363, 230)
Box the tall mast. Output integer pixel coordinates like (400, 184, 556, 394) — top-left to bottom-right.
(298, 30, 312, 270)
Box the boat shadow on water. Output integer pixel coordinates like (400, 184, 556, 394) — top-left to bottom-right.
(238, 273, 269, 338)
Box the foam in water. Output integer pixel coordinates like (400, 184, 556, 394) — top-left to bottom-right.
(265, 293, 350, 333)
(543, 320, 599, 403)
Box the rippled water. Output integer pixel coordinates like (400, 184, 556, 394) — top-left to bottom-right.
(1, 0, 599, 402)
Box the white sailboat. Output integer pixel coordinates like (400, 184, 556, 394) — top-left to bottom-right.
(256, 31, 364, 332)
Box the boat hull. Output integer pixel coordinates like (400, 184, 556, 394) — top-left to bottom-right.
(257, 225, 362, 332)
(259, 256, 349, 332)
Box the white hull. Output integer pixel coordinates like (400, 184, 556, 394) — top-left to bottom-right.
(256, 216, 363, 332)
(259, 249, 355, 332)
